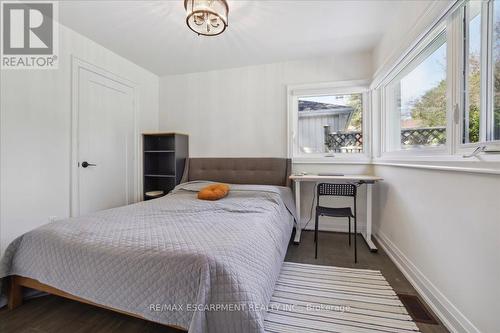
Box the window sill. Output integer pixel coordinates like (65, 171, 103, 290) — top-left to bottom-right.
(291, 154, 500, 173)
(292, 156, 371, 165)
(376, 151, 500, 162)
(372, 158, 500, 175)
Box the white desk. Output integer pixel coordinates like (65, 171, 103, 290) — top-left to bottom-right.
(290, 174, 383, 252)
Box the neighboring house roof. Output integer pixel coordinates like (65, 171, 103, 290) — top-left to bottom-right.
(299, 100, 349, 111)
(298, 100, 354, 120)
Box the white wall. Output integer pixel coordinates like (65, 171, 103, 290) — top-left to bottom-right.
(0, 25, 159, 254)
(373, 166, 500, 333)
(159, 53, 372, 157)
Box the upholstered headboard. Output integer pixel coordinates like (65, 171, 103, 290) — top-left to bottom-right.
(181, 158, 292, 187)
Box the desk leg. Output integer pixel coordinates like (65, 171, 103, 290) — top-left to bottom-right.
(293, 181, 301, 244)
(363, 183, 378, 252)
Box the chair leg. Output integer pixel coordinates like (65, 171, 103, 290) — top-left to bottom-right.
(314, 213, 318, 243)
(348, 216, 351, 246)
(315, 213, 319, 259)
(354, 217, 357, 263)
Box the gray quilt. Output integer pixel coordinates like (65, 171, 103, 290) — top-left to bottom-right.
(0, 182, 296, 333)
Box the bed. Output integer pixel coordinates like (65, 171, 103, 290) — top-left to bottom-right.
(0, 158, 296, 333)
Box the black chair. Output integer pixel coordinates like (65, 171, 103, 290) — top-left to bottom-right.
(315, 183, 358, 263)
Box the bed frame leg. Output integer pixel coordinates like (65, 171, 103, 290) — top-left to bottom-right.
(8, 276, 23, 309)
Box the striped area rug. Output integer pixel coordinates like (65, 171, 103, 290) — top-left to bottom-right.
(264, 262, 420, 333)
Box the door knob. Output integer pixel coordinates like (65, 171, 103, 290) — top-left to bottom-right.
(81, 161, 97, 168)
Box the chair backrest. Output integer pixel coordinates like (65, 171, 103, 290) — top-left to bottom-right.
(317, 183, 357, 198)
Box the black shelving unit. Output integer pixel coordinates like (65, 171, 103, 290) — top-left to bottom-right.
(142, 133, 188, 200)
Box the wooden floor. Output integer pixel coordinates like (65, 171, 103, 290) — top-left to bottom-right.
(0, 231, 449, 333)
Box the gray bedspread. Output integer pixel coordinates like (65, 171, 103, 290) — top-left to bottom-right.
(0, 182, 295, 333)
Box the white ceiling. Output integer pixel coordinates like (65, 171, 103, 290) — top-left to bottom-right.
(59, 0, 425, 76)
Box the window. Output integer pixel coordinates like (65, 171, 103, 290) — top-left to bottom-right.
(298, 94, 363, 154)
(384, 30, 447, 152)
(379, 0, 500, 159)
(287, 82, 368, 160)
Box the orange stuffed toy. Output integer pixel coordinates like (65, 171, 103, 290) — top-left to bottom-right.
(197, 183, 230, 201)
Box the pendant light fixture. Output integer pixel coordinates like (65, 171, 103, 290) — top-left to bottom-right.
(184, 0, 229, 36)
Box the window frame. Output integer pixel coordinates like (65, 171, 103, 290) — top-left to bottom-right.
(287, 80, 371, 163)
(377, 0, 500, 161)
(460, 0, 485, 145)
(379, 21, 450, 158)
(457, 0, 500, 156)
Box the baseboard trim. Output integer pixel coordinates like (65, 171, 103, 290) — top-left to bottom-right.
(375, 231, 480, 333)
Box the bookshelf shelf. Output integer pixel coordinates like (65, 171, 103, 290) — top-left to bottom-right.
(142, 133, 188, 200)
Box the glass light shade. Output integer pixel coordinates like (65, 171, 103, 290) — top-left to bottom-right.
(184, 0, 228, 36)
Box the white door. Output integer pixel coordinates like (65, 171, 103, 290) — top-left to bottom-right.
(74, 65, 135, 216)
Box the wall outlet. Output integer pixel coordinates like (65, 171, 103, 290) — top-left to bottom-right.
(48, 216, 58, 223)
